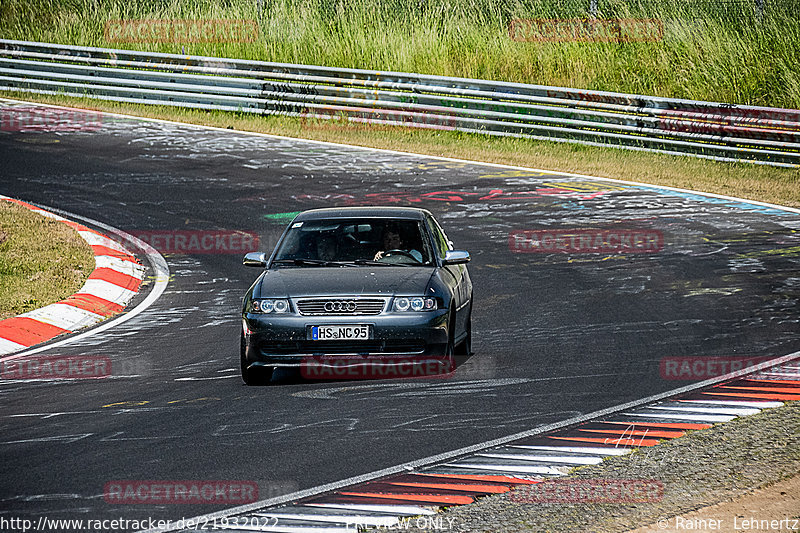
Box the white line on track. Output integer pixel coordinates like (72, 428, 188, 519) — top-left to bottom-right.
(305, 503, 436, 516)
(475, 453, 603, 465)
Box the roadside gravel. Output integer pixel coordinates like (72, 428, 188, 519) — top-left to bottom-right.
(401, 402, 799, 532)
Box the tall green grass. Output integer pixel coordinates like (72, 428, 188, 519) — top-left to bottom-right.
(1, 0, 798, 108)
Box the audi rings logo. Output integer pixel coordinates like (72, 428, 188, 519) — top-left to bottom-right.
(324, 300, 358, 313)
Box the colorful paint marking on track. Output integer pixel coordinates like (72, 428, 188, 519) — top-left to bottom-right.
(159, 361, 799, 532)
(0, 197, 145, 355)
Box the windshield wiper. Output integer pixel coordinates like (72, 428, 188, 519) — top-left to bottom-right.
(271, 258, 345, 267)
(345, 259, 410, 267)
(272, 258, 414, 267)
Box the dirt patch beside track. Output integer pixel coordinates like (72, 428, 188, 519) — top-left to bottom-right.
(403, 402, 800, 532)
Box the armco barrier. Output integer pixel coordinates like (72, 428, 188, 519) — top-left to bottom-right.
(0, 38, 798, 167)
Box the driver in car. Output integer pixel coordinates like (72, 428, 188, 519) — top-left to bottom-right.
(373, 226, 423, 262)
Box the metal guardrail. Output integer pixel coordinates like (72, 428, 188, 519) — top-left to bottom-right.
(1, 38, 798, 167)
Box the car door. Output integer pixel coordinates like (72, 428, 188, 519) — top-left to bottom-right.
(426, 215, 471, 341)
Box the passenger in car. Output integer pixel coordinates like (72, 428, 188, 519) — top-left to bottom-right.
(316, 234, 338, 261)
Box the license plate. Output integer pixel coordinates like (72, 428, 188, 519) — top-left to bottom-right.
(310, 325, 371, 341)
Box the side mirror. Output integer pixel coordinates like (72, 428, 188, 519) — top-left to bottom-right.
(443, 250, 470, 265)
(243, 252, 268, 267)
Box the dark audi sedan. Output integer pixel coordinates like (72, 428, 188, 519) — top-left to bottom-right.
(240, 207, 472, 384)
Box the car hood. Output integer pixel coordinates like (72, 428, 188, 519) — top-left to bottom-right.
(255, 267, 435, 297)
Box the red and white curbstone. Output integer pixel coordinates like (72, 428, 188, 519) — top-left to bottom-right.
(0, 197, 145, 355)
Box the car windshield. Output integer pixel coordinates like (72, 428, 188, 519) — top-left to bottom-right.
(272, 218, 434, 266)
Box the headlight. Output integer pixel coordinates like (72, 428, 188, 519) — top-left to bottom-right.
(393, 296, 437, 312)
(251, 299, 290, 314)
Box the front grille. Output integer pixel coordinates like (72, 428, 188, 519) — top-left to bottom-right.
(296, 298, 386, 316)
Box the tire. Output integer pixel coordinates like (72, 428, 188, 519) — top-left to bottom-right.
(455, 311, 472, 356)
(447, 311, 456, 356)
(240, 332, 273, 386)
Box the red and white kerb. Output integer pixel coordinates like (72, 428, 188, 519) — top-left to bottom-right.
(0, 197, 144, 354)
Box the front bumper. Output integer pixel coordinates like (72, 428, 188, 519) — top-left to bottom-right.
(242, 308, 450, 367)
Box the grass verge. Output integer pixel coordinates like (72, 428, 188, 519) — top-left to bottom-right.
(2, 91, 799, 208)
(0, 200, 95, 320)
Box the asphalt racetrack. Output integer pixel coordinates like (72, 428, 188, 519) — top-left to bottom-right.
(1, 101, 799, 530)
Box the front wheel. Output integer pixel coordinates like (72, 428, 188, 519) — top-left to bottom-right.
(240, 332, 273, 386)
(437, 311, 454, 374)
(455, 312, 472, 356)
